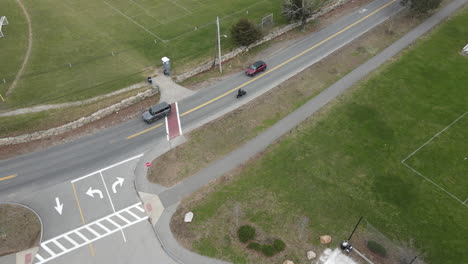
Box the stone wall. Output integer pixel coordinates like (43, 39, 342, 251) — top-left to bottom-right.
(174, 0, 350, 82)
(0, 0, 351, 145)
(0, 87, 159, 146)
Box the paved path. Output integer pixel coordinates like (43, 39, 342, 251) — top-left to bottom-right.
(136, 0, 467, 263)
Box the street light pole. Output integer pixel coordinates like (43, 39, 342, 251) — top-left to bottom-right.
(216, 16, 222, 73)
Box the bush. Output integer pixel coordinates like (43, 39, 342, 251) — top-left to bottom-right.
(273, 239, 286, 252)
(367, 240, 387, 257)
(237, 225, 256, 243)
(247, 242, 261, 251)
(261, 244, 277, 257)
(231, 18, 262, 47)
(400, 0, 441, 14)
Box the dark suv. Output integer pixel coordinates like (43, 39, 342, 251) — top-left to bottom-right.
(245, 61, 267, 76)
(142, 102, 171, 124)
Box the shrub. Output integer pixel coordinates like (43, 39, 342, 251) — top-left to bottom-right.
(400, 0, 442, 14)
(367, 240, 387, 257)
(273, 239, 286, 252)
(261, 244, 277, 257)
(247, 242, 261, 251)
(237, 225, 256, 243)
(231, 18, 262, 47)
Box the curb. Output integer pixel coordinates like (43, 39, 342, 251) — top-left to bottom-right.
(0, 202, 43, 264)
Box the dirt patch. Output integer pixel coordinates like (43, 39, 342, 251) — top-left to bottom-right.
(0, 204, 41, 256)
(149, 7, 422, 187)
(0, 94, 159, 160)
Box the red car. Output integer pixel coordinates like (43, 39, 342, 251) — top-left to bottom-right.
(245, 61, 267, 76)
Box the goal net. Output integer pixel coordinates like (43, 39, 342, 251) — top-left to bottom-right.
(0, 16, 9, 38)
(259, 13, 274, 30)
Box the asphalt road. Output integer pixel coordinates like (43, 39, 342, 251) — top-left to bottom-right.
(0, 0, 403, 199)
(0, 0, 408, 263)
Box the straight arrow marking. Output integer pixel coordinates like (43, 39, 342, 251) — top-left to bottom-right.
(54, 197, 64, 215)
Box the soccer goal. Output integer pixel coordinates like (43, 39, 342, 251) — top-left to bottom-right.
(0, 16, 9, 38)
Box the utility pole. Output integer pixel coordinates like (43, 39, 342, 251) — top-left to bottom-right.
(216, 16, 222, 73)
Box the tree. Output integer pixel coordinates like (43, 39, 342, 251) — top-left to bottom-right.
(231, 18, 262, 47)
(282, 0, 322, 30)
(400, 0, 441, 14)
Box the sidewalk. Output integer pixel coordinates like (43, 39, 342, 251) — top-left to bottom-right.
(133, 0, 467, 263)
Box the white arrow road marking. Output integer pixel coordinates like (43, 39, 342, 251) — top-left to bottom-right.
(86, 187, 103, 199)
(111, 177, 125, 194)
(359, 8, 368, 13)
(54, 197, 63, 215)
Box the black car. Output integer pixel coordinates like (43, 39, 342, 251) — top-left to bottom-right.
(142, 102, 171, 123)
(245, 61, 267, 76)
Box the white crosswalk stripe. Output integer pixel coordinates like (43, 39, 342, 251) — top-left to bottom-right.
(34, 203, 148, 264)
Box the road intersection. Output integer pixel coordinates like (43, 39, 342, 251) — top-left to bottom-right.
(3, 0, 464, 262)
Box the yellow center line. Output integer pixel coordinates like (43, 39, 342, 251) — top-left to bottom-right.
(0, 174, 17, 182)
(71, 182, 95, 256)
(127, 122, 163, 139)
(128, 0, 397, 139)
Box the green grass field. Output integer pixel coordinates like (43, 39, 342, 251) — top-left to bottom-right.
(181, 7, 468, 264)
(0, 0, 285, 108)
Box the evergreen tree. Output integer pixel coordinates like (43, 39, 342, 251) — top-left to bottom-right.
(231, 18, 262, 47)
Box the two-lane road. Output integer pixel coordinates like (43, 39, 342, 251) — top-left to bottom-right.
(0, 0, 403, 201)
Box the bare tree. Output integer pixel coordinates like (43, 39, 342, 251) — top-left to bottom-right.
(282, 0, 322, 30)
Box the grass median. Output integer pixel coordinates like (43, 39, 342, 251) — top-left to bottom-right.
(167, 5, 468, 264)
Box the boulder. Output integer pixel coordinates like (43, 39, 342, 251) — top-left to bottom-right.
(282, 260, 294, 264)
(307, 250, 316, 260)
(463, 44, 468, 55)
(184, 212, 194, 223)
(320, 235, 332, 244)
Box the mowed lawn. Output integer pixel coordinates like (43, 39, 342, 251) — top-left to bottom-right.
(182, 7, 468, 264)
(0, 0, 283, 108)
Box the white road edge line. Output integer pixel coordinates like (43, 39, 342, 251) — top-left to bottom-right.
(99, 171, 127, 242)
(165, 115, 170, 141)
(176, 101, 183, 136)
(71, 154, 143, 183)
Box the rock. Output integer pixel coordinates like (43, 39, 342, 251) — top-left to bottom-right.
(320, 235, 332, 244)
(282, 260, 294, 264)
(307, 250, 316, 260)
(463, 44, 468, 55)
(184, 212, 194, 222)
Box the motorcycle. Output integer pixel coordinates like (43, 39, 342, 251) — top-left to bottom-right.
(236, 89, 247, 99)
